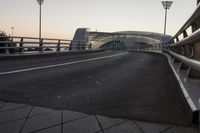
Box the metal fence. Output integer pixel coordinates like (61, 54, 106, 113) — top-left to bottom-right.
(163, 4, 200, 79)
(0, 36, 90, 54)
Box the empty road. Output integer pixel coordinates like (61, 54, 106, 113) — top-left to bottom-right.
(0, 51, 192, 125)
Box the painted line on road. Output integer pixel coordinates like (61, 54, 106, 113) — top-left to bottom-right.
(0, 52, 128, 75)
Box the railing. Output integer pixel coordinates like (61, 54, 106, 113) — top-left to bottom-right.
(163, 3, 200, 79)
(160, 3, 200, 123)
(0, 36, 90, 54)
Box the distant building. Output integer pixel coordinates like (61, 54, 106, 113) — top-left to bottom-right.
(71, 28, 172, 50)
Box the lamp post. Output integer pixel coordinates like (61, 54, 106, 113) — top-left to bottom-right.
(36, 0, 44, 41)
(11, 27, 14, 36)
(161, 1, 173, 35)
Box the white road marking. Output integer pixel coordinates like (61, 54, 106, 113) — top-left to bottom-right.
(0, 52, 128, 75)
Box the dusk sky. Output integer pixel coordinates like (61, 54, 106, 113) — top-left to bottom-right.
(0, 0, 197, 39)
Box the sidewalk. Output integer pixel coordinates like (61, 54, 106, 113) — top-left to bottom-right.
(0, 101, 199, 133)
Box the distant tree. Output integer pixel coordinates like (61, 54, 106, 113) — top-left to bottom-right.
(0, 30, 16, 54)
(0, 30, 8, 53)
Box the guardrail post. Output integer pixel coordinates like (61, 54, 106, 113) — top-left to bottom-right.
(5, 43, 9, 54)
(88, 42, 92, 49)
(179, 46, 189, 70)
(83, 42, 86, 50)
(183, 31, 188, 38)
(172, 47, 181, 63)
(176, 37, 179, 42)
(179, 61, 188, 71)
(19, 37, 24, 53)
(56, 40, 61, 52)
(188, 43, 200, 79)
(191, 23, 197, 33)
(77, 41, 80, 51)
(69, 42, 72, 51)
(177, 47, 181, 54)
(39, 39, 43, 52)
(184, 45, 192, 57)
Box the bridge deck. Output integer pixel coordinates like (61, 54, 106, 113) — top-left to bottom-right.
(0, 51, 192, 125)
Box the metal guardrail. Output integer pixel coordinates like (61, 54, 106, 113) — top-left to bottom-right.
(158, 3, 200, 122)
(172, 4, 200, 40)
(0, 36, 90, 54)
(163, 2, 200, 80)
(169, 29, 200, 47)
(167, 50, 200, 72)
(163, 3, 200, 123)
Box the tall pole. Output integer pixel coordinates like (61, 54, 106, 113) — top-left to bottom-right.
(36, 0, 44, 51)
(36, 0, 44, 40)
(39, 4, 41, 41)
(11, 27, 14, 36)
(164, 7, 167, 35)
(161, 1, 173, 35)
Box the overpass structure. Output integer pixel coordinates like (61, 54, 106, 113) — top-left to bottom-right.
(0, 1, 200, 133)
(71, 29, 172, 50)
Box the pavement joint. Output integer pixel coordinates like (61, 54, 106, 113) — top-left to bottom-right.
(0, 106, 31, 124)
(0, 108, 55, 125)
(133, 121, 146, 133)
(94, 115, 105, 133)
(19, 106, 34, 133)
(159, 125, 174, 133)
(97, 120, 130, 132)
(20, 110, 62, 132)
(29, 123, 62, 133)
(62, 114, 90, 125)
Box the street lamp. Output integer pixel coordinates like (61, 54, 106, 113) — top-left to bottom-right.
(11, 27, 14, 36)
(36, 0, 44, 41)
(161, 1, 173, 35)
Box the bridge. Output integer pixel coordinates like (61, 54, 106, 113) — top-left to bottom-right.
(0, 2, 200, 133)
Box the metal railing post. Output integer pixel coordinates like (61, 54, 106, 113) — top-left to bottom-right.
(183, 30, 188, 38)
(19, 37, 24, 53)
(77, 41, 80, 51)
(56, 40, 61, 52)
(39, 38, 43, 52)
(0, 36, 92, 54)
(5, 43, 9, 54)
(176, 37, 179, 43)
(191, 23, 197, 33)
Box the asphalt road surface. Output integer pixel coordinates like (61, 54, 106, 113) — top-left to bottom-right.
(0, 51, 192, 125)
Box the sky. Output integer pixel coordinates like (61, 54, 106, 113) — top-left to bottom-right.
(0, 0, 197, 39)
